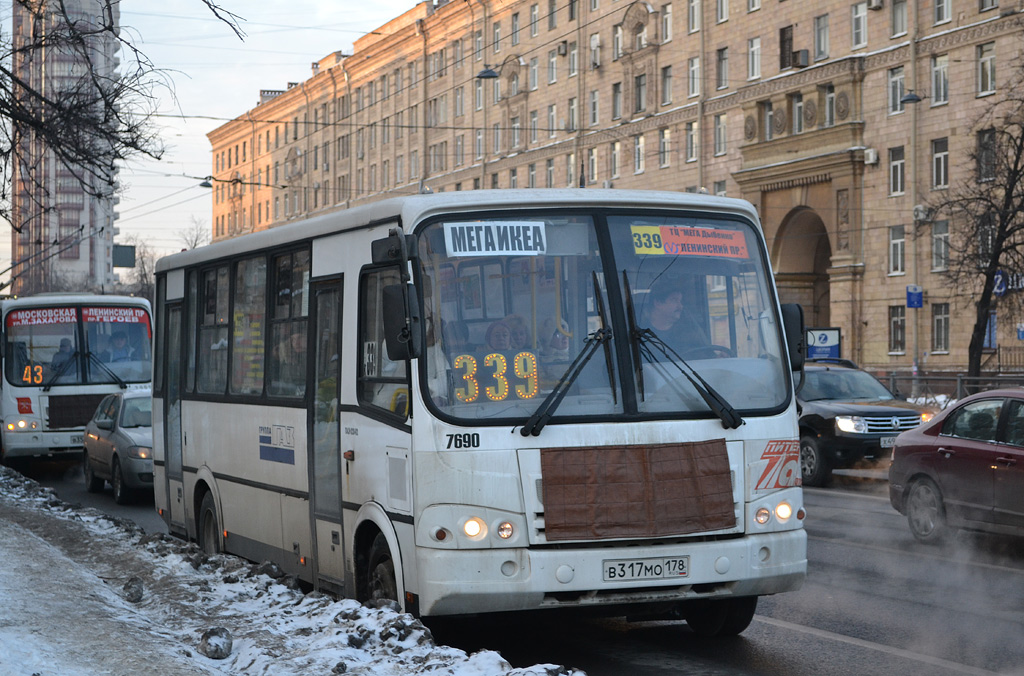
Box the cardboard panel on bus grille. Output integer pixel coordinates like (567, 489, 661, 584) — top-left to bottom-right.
(48, 393, 107, 430)
(540, 440, 735, 541)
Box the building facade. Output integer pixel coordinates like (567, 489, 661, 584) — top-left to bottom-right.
(208, 0, 1024, 375)
(10, 0, 120, 295)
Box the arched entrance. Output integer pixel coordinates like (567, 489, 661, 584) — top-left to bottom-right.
(772, 207, 831, 328)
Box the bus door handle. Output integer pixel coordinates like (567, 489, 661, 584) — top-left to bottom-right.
(343, 450, 355, 461)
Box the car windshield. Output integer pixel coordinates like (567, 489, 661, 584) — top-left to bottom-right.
(799, 368, 895, 402)
(120, 397, 152, 428)
(416, 209, 789, 425)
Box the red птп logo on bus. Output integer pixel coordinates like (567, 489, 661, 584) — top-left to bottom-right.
(756, 440, 800, 489)
(16, 398, 32, 414)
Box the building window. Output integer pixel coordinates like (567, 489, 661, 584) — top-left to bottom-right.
(546, 158, 554, 187)
(531, 110, 540, 141)
(934, 0, 950, 24)
(889, 146, 905, 195)
(688, 0, 700, 32)
(548, 50, 558, 83)
(531, 3, 539, 36)
(612, 82, 623, 119)
(475, 129, 483, 158)
(978, 42, 996, 95)
(569, 41, 578, 76)
(889, 306, 906, 353)
(661, 65, 673, 104)
(511, 116, 521, 147)
(980, 0, 997, 10)
(932, 303, 950, 353)
(613, 24, 623, 59)
(762, 100, 774, 141)
(791, 93, 804, 134)
(713, 180, 726, 196)
(889, 225, 905, 274)
(713, 114, 726, 155)
(716, 47, 729, 89)
(512, 12, 520, 44)
(590, 33, 601, 68)
(568, 97, 578, 131)
(588, 147, 598, 183)
(984, 312, 997, 350)
(633, 25, 647, 51)
(688, 57, 700, 97)
(661, 4, 673, 42)
(510, 168, 518, 188)
(529, 58, 539, 90)
(634, 74, 647, 112)
(932, 137, 949, 189)
(747, 37, 761, 79)
(889, 67, 905, 114)
(814, 14, 829, 61)
(852, 2, 867, 49)
(823, 84, 836, 127)
(659, 128, 671, 167)
(589, 91, 599, 125)
(611, 141, 621, 178)
(634, 135, 646, 173)
(493, 21, 501, 53)
(567, 152, 576, 186)
(748, 0, 759, 10)
(716, 0, 728, 22)
(549, 0, 557, 29)
(528, 163, 536, 188)
(931, 54, 948, 105)
(891, 0, 907, 36)
(932, 220, 949, 271)
(779, 25, 793, 69)
(493, 123, 501, 153)
(548, 104, 557, 138)
(978, 128, 996, 180)
(475, 80, 483, 110)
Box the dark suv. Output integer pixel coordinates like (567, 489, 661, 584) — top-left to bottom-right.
(796, 360, 933, 486)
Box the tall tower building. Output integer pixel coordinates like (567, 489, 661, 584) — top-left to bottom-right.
(10, 0, 120, 295)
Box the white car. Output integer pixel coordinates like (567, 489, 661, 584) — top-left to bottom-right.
(83, 389, 153, 504)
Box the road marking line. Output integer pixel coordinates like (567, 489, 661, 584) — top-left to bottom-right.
(754, 616, 1000, 675)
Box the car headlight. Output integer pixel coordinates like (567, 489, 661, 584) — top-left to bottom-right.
(126, 446, 151, 459)
(836, 415, 867, 434)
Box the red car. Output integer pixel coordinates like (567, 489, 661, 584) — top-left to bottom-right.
(889, 389, 1024, 543)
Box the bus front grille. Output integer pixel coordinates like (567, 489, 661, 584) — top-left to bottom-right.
(47, 394, 105, 429)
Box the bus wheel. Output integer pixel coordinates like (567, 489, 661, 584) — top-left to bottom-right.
(366, 533, 398, 604)
(83, 454, 104, 493)
(684, 597, 758, 637)
(717, 596, 758, 636)
(199, 493, 221, 555)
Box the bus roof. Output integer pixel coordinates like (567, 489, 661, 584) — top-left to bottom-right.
(1, 294, 151, 311)
(156, 189, 761, 273)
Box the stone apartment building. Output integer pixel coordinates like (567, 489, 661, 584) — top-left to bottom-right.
(10, 0, 121, 295)
(208, 0, 1024, 375)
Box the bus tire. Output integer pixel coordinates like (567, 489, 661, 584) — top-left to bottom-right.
(111, 458, 131, 505)
(365, 533, 398, 604)
(83, 453, 104, 493)
(717, 596, 758, 636)
(683, 599, 728, 636)
(199, 492, 221, 555)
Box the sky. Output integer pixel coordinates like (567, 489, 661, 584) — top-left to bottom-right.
(86, 0, 415, 260)
(0, 464, 583, 675)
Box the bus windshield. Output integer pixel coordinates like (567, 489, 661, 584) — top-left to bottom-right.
(417, 210, 788, 424)
(4, 305, 152, 387)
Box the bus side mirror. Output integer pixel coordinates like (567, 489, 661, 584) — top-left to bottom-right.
(781, 303, 805, 372)
(382, 284, 422, 361)
(371, 230, 418, 266)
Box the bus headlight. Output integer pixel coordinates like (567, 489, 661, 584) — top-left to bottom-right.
(7, 420, 38, 431)
(462, 517, 487, 540)
(755, 507, 771, 524)
(496, 521, 514, 539)
(836, 415, 867, 434)
(775, 501, 793, 522)
(127, 446, 151, 459)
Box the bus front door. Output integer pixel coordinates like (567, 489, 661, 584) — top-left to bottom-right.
(308, 282, 346, 594)
(164, 303, 186, 530)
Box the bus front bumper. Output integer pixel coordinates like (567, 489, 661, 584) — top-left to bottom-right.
(1, 429, 85, 460)
(414, 528, 807, 617)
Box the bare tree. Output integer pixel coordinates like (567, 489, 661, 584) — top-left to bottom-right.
(920, 62, 1024, 380)
(178, 215, 212, 250)
(118, 233, 156, 303)
(0, 0, 243, 232)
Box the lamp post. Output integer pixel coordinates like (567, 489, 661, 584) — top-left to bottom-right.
(477, 64, 498, 188)
(900, 85, 928, 395)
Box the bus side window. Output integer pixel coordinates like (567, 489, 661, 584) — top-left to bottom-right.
(357, 266, 408, 418)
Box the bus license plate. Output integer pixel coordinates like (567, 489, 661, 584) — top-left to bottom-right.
(880, 436, 897, 448)
(71, 435, 83, 444)
(603, 556, 689, 581)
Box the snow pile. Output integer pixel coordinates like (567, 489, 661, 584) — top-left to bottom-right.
(0, 466, 585, 676)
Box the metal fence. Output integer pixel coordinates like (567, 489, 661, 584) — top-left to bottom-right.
(883, 373, 1024, 409)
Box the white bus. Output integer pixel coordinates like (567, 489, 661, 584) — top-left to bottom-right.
(0, 294, 152, 461)
(153, 190, 807, 636)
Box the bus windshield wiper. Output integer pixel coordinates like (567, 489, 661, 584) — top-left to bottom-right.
(622, 272, 645, 400)
(521, 275, 613, 437)
(42, 350, 79, 391)
(85, 351, 127, 389)
(635, 328, 744, 430)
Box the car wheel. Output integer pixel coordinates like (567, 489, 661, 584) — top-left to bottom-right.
(199, 492, 221, 555)
(800, 435, 832, 487)
(111, 458, 131, 505)
(906, 477, 947, 543)
(83, 452, 104, 493)
(364, 533, 398, 604)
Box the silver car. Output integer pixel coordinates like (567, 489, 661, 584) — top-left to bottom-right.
(83, 389, 153, 504)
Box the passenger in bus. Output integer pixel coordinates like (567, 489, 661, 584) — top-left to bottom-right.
(642, 277, 709, 358)
(503, 314, 530, 350)
(485, 321, 512, 351)
(425, 316, 451, 405)
(273, 331, 307, 389)
(101, 332, 135, 363)
(539, 318, 570, 361)
(50, 338, 74, 370)
(442, 320, 473, 355)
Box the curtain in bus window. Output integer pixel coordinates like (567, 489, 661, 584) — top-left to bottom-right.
(197, 266, 230, 394)
(231, 256, 267, 395)
(268, 250, 310, 397)
(4, 307, 81, 386)
(84, 306, 153, 384)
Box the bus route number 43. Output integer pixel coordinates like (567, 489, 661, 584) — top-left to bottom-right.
(603, 555, 690, 581)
